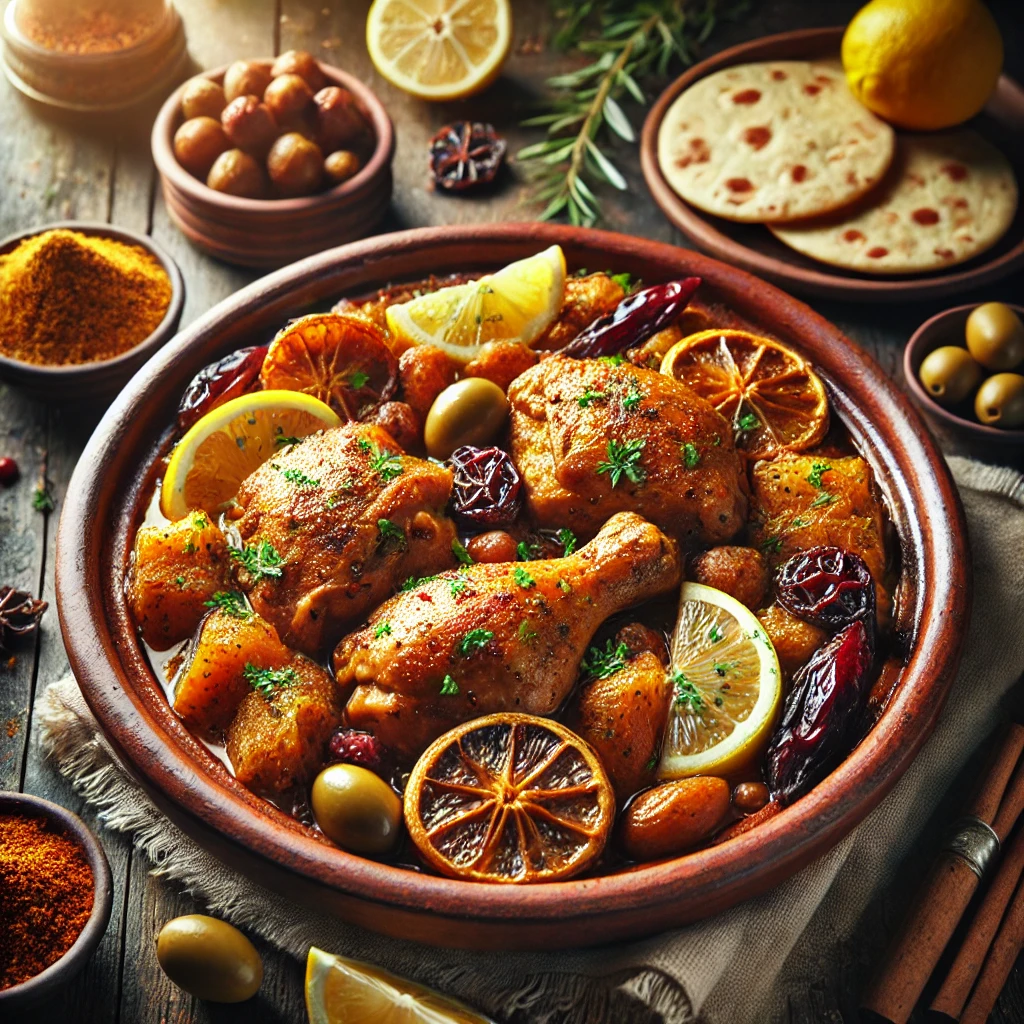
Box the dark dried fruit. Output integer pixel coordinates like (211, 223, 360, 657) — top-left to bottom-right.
(429, 121, 507, 193)
(776, 546, 875, 632)
(560, 278, 702, 360)
(765, 620, 874, 805)
(0, 457, 19, 486)
(176, 345, 268, 433)
(449, 445, 522, 529)
(328, 728, 386, 771)
(0, 586, 47, 652)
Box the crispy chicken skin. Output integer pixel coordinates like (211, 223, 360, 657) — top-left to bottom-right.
(508, 356, 747, 543)
(233, 423, 457, 655)
(335, 512, 681, 759)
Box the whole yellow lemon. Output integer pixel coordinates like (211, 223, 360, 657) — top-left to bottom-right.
(842, 0, 1003, 130)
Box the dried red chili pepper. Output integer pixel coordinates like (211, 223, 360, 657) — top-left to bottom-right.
(176, 345, 268, 433)
(560, 277, 701, 359)
(0, 586, 47, 652)
(765, 619, 874, 805)
(429, 121, 507, 192)
(449, 445, 522, 529)
(776, 546, 875, 632)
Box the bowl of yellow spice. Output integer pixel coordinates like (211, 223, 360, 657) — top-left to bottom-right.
(0, 221, 184, 403)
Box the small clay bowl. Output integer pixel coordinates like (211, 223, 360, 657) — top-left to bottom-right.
(151, 59, 395, 269)
(0, 792, 113, 1012)
(0, 221, 185, 405)
(904, 303, 1024, 449)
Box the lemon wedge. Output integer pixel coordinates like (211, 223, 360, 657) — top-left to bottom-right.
(305, 947, 494, 1024)
(657, 582, 782, 781)
(385, 245, 566, 363)
(366, 0, 512, 102)
(160, 390, 340, 520)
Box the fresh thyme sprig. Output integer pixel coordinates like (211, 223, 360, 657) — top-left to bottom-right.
(518, 0, 746, 226)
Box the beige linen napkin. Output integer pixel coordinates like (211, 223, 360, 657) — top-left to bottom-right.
(37, 456, 1024, 1024)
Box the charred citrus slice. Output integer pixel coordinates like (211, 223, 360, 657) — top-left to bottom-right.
(660, 329, 829, 459)
(404, 713, 615, 884)
(260, 313, 398, 422)
(658, 583, 782, 781)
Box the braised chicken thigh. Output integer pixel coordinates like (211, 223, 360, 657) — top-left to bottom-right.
(335, 512, 681, 758)
(508, 356, 747, 543)
(233, 423, 457, 655)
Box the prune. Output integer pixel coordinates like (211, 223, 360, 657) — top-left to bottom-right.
(429, 121, 506, 192)
(328, 728, 387, 772)
(449, 445, 522, 529)
(765, 619, 874, 805)
(776, 546, 875, 631)
(177, 345, 268, 433)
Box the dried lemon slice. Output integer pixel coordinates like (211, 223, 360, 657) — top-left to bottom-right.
(661, 328, 829, 459)
(658, 582, 782, 781)
(404, 713, 615, 884)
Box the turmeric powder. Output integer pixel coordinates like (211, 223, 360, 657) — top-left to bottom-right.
(0, 228, 172, 366)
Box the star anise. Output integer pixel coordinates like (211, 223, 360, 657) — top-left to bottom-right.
(429, 121, 507, 192)
(0, 586, 47, 652)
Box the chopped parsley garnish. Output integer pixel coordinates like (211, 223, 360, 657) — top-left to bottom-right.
(452, 538, 474, 565)
(620, 377, 645, 411)
(582, 639, 630, 680)
(512, 566, 535, 589)
(401, 574, 439, 591)
(598, 353, 625, 366)
(191, 513, 209, 530)
(204, 590, 250, 618)
(737, 411, 761, 432)
(556, 579, 572, 594)
(182, 540, 197, 555)
(809, 491, 835, 509)
(360, 439, 404, 482)
(32, 486, 55, 512)
(450, 578, 469, 598)
(578, 388, 607, 408)
(681, 442, 701, 468)
(672, 670, 704, 713)
(274, 434, 301, 447)
(596, 438, 646, 488)
(713, 661, 736, 677)
(760, 535, 783, 554)
(792, 516, 810, 528)
(709, 624, 724, 644)
(807, 461, 831, 488)
(280, 467, 320, 489)
(230, 540, 284, 582)
(176, 576, 186, 586)
(439, 674, 459, 696)
(374, 621, 392, 639)
(518, 620, 538, 644)
(556, 528, 577, 557)
(458, 628, 494, 656)
(377, 518, 406, 550)
(644, 753, 659, 772)
(610, 271, 634, 292)
(517, 540, 542, 561)
(243, 663, 296, 699)
(347, 370, 370, 390)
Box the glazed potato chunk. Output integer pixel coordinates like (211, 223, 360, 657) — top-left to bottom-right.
(533, 272, 626, 351)
(173, 608, 290, 739)
(757, 603, 827, 679)
(129, 511, 231, 650)
(689, 546, 769, 610)
(226, 655, 343, 795)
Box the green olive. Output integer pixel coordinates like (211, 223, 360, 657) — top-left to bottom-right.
(975, 373, 1024, 428)
(423, 377, 509, 460)
(156, 915, 262, 1002)
(311, 763, 402, 854)
(965, 302, 1024, 371)
(918, 346, 982, 406)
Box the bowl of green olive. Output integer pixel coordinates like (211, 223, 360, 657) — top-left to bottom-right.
(905, 302, 1024, 447)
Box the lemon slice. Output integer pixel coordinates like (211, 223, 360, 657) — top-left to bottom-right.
(160, 391, 341, 520)
(305, 947, 494, 1024)
(385, 245, 566, 363)
(366, 0, 512, 102)
(658, 582, 782, 781)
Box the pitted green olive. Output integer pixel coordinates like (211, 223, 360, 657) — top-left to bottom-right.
(918, 346, 982, 406)
(965, 303, 1024, 371)
(156, 915, 262, 1002)
(423, 377, 509, 460)
(975, 373, 1024, 428)
(311, 763, 402, 854)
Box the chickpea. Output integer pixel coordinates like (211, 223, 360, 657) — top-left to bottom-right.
(267, 133, 324, 197)
(732, 781, 770, 813)
(173, 117, 229, 179)
(206, 150, 267, 199)
(467, 530, 519, 564)
(263, 73, 314, 128)
(369, 401, 421, 453)
(223, 60, 272, 103)
(324, 150, 362, 185)
(314, 86, 366, 153)
(181, 78, 226, 121)
(271, 50, 327, 93)
(221, 96, 278, 158)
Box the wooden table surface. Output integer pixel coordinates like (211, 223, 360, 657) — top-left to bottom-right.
(1, 1, 1023, 1022)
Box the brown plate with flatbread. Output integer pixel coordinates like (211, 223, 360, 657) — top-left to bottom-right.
(641, 27, 1024, 303)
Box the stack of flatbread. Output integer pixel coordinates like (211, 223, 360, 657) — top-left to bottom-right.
(656, 59, 1019, 275)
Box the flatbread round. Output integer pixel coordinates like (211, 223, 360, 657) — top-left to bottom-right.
(770, 131, 1019, 275)
(657, 60, 895, 224)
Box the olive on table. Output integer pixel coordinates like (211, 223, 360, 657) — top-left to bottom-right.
(918, 345, 983, 406)
(619, 776, 731, 862)
(264, 73, 314, 127)
(223, 59, 272, 103)
(467, 530, 518, 563)
(314, 86, 366, 152)
(156, 915, 262, 1002)
(207, 149, 267, 199)
(324, 150, 362, 185)
(267, 132, 324, 197)
(173, 116, 229, 178)
(181, 77, 226, 121)
(965, 302, 1024, 371)
(271, 49, 327, 93)
(221, 95, 278, 158)
(732, 780, 770, 813)
(424, 378, 509, 460)
(975, 373, 1024, 428)
(311, 763, 402, 854)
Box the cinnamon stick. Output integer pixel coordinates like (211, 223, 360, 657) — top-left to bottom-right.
(861, 723, 1024, 1024)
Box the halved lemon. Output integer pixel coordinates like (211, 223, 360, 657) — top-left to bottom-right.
(384, 245, 566, 363)
(366, 0, 512, 102)
(657, 582, 782, 781)
(305, 947, 494, 1024)
(160, 390, 340, 520)
(660, 329, 829, 460)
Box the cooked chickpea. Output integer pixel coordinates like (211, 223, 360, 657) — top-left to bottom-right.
(206, 149, 267, 199)
(732, 781, 770, 813)
(173, 116, 229, 178)
(689, 546, 770, 610)
(221, 95, 278, 157)
(314, 86, 366, 153)
(181, 78, 226, 121)
(398, 344, 458, 421)
(324, 150, 362, 185)
(271, 49, 326, 93)
(463, 341, 539, 392)
(369, 401, 421, 453)
(467, 530, 518, 563)
(223, 60, 272, 103)
(267, 133, 324, 197)
(263, 73, 314, 127)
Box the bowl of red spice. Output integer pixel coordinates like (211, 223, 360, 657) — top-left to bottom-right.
(0, 221, 184, 403)
(0, 791, 112, 1012)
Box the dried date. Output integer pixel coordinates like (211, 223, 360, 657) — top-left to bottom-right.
(776, 546, 875, 631)
(449, 445, 522, 529)
(177, 345, 267, 433)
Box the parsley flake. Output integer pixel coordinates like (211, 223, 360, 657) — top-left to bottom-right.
(377, 518, 406, 550)
(518, 620, 538, 644)
(401, 574, 439, 592)
(230, 540, 284, 582)
(807, 461, 831, 489)
(672, 670, 704, 713)
(681, 442, 701, 468)
(374, 621, 392, 639)
(280, 467, 320, 489)
(347, 370, 370, 390)
(713, 661, 736, 677)
(620, 377, 645, 412)
(450, 578, 469, 598)
(597, 438, 646, 488)
(32, 486, 55, 512)
(243, 663, 296, 699)
(204, 590, 250, 618)
(556, 528, 577, 556)
(737, 411, 760, 432)
(360, 440, 403, 482)
(458, 628, 493, 656)
(809, 491, 835, 509)
(516, 540, 542, 561)
(760, 536, 783, 554)
(513, 566, 535, 589)
(709, 624, 724, 644)
(582, 639, 630, 680)
(610, 271, 634, 292)
(556, 579, 572, 594)
(598, 353, 625, 367)
(452, 538, 474, 565)
(439, 674, 459, 696)
(274, 434, 301, 448)
(578, 388, 607, 409)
